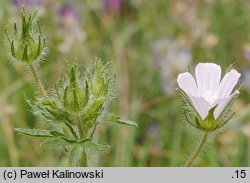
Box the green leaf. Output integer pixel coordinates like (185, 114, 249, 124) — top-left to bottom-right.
(14, 128, 53, 137)
(50, 131, 65, 137)
(79, 139, 110, 151)
(116, 119, 138, 127)
(69, 145, 81, 167)
(40, 138, 76, 147)
(101, 114, 138, 127)
(65, 121, 79, 140)
(86, 141, 110, 151)
(102, 114, 120, 122)
(78, 138, 92, 145)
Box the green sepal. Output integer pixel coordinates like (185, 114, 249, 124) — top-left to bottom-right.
(21, 10, 27, 38)
(14, 23, 18, 36)
(198, 105, 219, 130)
(179, 85, 239, 131)
(63, 86, 69, 107)
(177, 88, 203, 128)
(84, 80, 89, 106)
(84, 98, 104, 125)
(22, 44, 28, 61)
(11, 40, 16, 58)
(4, 29, 11, 43)
(195, 116, 203, 130)
(216, 112, 235, 129)
(217, 92, 239, 123)
(35, 35, 41, 59)
(65, 121, 79, 140)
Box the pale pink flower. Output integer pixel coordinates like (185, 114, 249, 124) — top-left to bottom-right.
(177, 63, 241, 120)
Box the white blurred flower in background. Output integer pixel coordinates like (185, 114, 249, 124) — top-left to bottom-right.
(172, 0, 207, 41)
(241, 68, 250, 90)
(153, 38, 192, 95)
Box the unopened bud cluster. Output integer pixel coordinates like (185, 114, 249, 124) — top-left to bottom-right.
(31, 60, 113, 134)
(5, 9, 46, 63)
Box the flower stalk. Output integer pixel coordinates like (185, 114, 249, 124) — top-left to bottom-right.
(77, 114, 88, 167)
(80, 149, 88, 167)
(29, 64, 47, 97)
(184, 130, 208, 167)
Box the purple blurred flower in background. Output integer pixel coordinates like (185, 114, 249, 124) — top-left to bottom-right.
(10, 0, 46, 23)
(59, 3, 79, 27)
(153, 39, 192, 95)
(104, 0, 122, 13)
(13, 0, 45, 8)
(58, 3, 85, 53)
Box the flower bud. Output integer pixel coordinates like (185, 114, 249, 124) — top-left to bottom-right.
(62, 64, 88, 112)
(30, 97, 69, 122)
(31, 60, 113, 128)
(5, 8, 46, 63)
(88, 61, 110, 98)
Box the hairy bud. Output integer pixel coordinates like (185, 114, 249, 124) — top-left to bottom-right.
(5, 8, 46, 63)
(31, 60, 114, 128)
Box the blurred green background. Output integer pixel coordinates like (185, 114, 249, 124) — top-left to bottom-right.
(0, 0, 250, 166)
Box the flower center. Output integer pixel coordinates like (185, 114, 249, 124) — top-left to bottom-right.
(203, 90, 218, 104)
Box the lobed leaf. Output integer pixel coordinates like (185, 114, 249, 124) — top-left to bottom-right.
(115, 119, 138, 127)
(14, 128, 53, 137)
(79, 139, 110, 151)
(40, 138, 76, 147)
(50, 131, 65, 137)
(101, 114, 138, 127)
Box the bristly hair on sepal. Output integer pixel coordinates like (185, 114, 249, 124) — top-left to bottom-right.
(4, 8, 47, 65)
(177, 87, 240, 131)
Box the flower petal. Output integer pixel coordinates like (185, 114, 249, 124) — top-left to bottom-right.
(217, 69, 241, 98)
(177, 72, 198, 96)
(195, 63, 221, 96)
(189, 95, 211, 120)
(213, 90, 239, 119)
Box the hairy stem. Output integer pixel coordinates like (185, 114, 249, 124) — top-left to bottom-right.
(80, 148, 88, 167)
(29, 64, 47, 97)
(184, 131, 208, 167)
(77, 115, 84, 139)
(76, 115, 88, 167)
